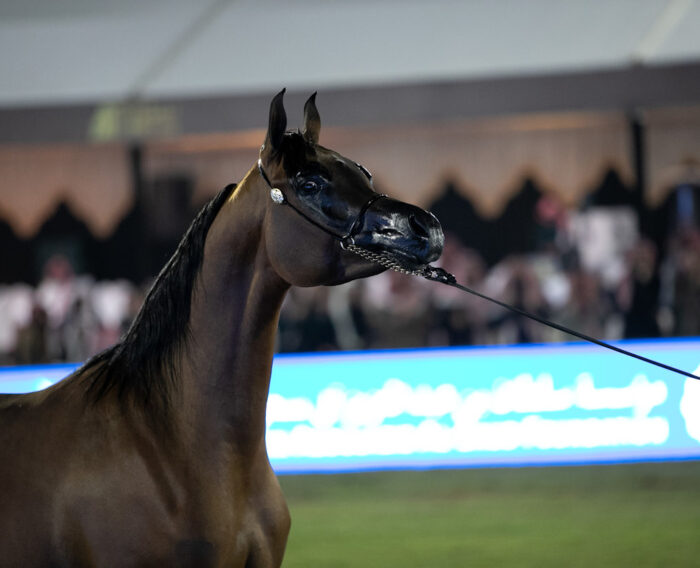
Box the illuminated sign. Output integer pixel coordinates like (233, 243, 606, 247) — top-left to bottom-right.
(2, 339, 699, 473)
(0, 363, 76, 395)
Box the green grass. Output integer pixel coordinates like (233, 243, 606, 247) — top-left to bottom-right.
(279, 462, 700, 567)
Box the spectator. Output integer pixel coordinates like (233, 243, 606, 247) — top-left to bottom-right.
(14, 302, 49, 364)
(668, 229, 700, 336)
(1, 223, 700, 364)
(620, 239, 661, 339)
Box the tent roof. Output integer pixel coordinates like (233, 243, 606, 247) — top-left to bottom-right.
(2, 0, 700, 108)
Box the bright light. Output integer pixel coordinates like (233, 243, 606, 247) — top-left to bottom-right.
(2, 339, 699, 473)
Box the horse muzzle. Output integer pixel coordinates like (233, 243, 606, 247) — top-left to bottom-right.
(351, 198, 445, 269)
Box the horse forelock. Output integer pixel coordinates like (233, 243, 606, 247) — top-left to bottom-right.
(279, 131, 317, 173)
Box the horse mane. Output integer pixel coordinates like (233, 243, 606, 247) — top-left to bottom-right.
(81, 183, 237, 417)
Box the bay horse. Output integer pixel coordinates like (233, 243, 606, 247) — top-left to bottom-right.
(0, 90, 444, 567)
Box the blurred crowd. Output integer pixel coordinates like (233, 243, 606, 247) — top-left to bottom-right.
(1, 215, 698, 366)
(0, 255, 141, 366)
(277, 225, 700, 354)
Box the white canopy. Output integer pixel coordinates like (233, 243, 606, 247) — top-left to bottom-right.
(1, 0, 699, 108)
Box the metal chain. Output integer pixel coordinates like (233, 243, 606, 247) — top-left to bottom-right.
(343, 243, 423, 276)
(343, 242, 698, 381)
(344, 242, 457, 283)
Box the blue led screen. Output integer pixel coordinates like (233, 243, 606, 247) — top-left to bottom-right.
(2, 339, 699, 473)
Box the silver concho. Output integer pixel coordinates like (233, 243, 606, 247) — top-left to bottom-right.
(270, 188, 285, 205)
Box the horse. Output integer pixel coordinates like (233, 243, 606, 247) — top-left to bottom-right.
(0, 90, 444, 567)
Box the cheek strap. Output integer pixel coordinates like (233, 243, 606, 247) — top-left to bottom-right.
(257, 158, 386, 246)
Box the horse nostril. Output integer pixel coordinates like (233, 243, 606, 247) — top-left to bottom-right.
(408, 214, 430, 239)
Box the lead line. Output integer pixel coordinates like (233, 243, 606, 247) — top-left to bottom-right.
(347, 246, 699, 382)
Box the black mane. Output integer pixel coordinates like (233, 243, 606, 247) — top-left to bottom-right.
(82, 183, 237, 415)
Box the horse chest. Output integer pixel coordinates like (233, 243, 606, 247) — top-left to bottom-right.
(60, 458, 290, 567)
(176, 472, 290, 567)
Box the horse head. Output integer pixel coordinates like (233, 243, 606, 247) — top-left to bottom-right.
(258, 89, 444, 286)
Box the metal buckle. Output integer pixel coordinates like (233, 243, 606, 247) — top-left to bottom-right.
(270, 187, 285, 205)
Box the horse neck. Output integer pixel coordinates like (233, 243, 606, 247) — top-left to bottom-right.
(179, 170, 289, 451)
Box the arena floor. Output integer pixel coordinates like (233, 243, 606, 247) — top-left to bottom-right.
(280, 461, 700, 567)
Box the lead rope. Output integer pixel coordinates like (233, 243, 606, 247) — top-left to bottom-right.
(345, 244, 700, 381)
(257, 158, 698, 381)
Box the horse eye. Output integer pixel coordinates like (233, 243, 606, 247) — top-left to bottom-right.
(301, 180, 318, 192)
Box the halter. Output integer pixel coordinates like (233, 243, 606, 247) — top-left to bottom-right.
(258, 158, 698, 381)
(258, 158, 387, 248)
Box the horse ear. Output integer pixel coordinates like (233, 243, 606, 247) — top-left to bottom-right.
(263, 88, 287, 157)
(302, 92, 321, 145)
